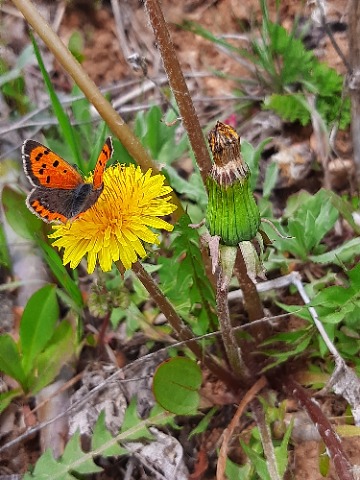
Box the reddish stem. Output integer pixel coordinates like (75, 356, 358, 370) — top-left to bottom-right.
(285, 377, 354, 480)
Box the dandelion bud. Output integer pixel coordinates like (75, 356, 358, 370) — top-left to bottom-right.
(206, 121, 260, 245)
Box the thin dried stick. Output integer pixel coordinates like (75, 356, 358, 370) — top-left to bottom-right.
(252, 399, 281, 480)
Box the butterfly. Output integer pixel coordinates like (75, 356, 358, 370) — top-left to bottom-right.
(22, 137, 113, 223)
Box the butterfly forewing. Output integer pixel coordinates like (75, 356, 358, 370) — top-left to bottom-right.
(22, 140, 83, 189)
(93, 137, 113, 190)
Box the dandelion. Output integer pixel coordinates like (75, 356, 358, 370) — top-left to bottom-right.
(49, 164, 177, 272)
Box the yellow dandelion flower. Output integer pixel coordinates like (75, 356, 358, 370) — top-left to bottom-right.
(49, 164, 177, 272)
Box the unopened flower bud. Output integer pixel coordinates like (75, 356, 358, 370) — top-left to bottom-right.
(206, 121, 260, 245)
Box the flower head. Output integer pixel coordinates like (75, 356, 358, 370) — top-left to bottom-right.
(49, 164, 177, 272)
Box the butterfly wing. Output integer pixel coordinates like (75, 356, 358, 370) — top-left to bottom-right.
(92, 137, 113, 189)
(27, 184, 104, 223)
(27, 187, 72, 223)
(22, 140, 83, 189)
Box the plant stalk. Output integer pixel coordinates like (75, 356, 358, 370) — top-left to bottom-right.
(129, 261, 240, 387)
(234, 249, 269, 343)
(216, 247, 250, 382)
(144, 0, 213, 182)
(348, 0, 360, 182)
(285, 378, 354, 480)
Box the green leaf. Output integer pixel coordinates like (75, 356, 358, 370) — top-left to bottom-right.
(164, 166, 207, 208)
(68, 31, 84, 63)
(303, 210, 317, 251)
(189, 407, 218, 438)
(2, 186, 43, 240)
(242, 137, 272, 191)
(92, 411, 126, 456)
(24, 449, 69, 479)
(25, 434, 103, 478)
(311, 286, 354, 308)
(61, 432, 102, 474)
(120, 397, 153, 440)
(0, 44, 34, 87)
(321, 311, 347, 324)
(158, 215, 216, 335)
(275, 421, 292, 476)
(311, 195, 339, 245)
(143, 106, 163, 156)
(263, 162, 279, 199)
(310, 237, 360, 265)
(225, 457, 252, 479)
(0, 221, 11, 268)
(20, 285, 59, 377)
(152, 357, 202, 414)
(0, 389, 23, 414)
(276, 189, 340, 259)
(240, 440, 271, 480)
(31, 321, 75, 393)
(38, 239, 83, 309)
(327, 192, 360, 234)
(71, 85, 92, 146)
(87, 122, 112, 172)
(158, 129, 188, 165)
(31, 35, 83, 171)
(0, 334, 25, 386)
(348, 264, 360, 289)
(263, 93, 311, 125)
(285, 219, 308, 259)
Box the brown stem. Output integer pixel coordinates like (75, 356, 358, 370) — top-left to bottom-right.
(234, 249, 269, 342)
(216, 262, 250, 382)
(96, 312, 110, 355)
(285, 377, 354, 480)
(144, 0, 213, 182)
(130, 261, 239, 387)
(348, 0, 360, 182)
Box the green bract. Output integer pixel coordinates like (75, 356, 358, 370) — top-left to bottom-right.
(206, 122, 260, 245)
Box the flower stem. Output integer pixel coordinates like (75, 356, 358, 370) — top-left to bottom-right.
(144, 0, 213, 182)
(217, 247, 250, 382)
(234, 249, 270, 342)
(130, 261, 239, 387)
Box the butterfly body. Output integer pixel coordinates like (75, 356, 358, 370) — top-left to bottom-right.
(22, 137, 113, 223)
